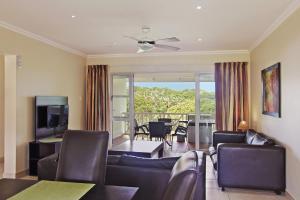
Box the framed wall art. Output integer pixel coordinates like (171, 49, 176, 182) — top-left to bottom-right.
(261, 63, 281, 118)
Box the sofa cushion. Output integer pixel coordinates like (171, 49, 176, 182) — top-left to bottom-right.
(119, 155, 178, 170)
(245, 129, 257, 144)
(107, 155, 121, 165)
(252, 134, 275, 146)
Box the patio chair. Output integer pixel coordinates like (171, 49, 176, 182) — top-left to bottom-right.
(158, 118, 172, 139)
(149, 121, 171, 146)
(134, 119, 149, 140)
(171, 121, 188, 145)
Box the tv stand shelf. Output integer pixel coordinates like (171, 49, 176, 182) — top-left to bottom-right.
(29, 140, 62, 176)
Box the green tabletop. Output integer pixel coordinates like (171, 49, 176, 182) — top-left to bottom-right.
(8, 180, 95, 200)
(38, 137, 63, 143)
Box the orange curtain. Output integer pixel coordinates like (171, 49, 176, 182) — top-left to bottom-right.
(86, 65, 110, 131)
(215, 62, 249, 131)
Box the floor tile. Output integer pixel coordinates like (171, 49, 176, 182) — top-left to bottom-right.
(207, 188, 230, 200)
(0, 161, 3, 179)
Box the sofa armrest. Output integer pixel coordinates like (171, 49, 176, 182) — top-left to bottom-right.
(213, 131, 245, 148)
(106, 165, 171, 200)
(217, 143, 286, 191)
(37, 153, 58, 181)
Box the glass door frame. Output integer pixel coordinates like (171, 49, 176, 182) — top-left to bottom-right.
(195, 72, 215, 150)
(110, 73, 135, 146)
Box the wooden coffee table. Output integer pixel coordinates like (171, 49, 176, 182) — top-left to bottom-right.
(109, 140, 164, 158)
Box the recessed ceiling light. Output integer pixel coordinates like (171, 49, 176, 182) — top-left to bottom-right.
(196, 5, 202, 10)
(197, 38, 203, 42)
(71, 15, 76, 18)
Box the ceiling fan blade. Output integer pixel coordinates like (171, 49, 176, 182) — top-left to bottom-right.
(124, 35, 140, 41)
(156, 37, 180, 42)
(154, 44, 180, 51)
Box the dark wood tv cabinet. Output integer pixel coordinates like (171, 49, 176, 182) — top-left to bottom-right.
(29, 140, 62, 176)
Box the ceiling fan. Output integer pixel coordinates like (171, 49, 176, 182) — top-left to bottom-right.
(125, 26, 180, 53)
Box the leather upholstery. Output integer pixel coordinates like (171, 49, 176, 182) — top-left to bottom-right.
(163, 151, 199, 200)
(38, 153, 58, 181)
(217, 144, 285, 191)
(56, 130, 109, 184)
(213, 131, 245, 148)
(107, 164, 171, 200)
(210, 130, 286, 193)
(38, 151, 206, 200)
(118, 155, 179, 169)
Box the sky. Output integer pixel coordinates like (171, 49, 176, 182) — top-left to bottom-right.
(134, 82, 215, 92)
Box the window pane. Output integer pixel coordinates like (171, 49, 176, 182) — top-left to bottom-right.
(113, 75, 129, 96)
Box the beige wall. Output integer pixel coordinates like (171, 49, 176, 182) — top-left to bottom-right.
(250, 8, 300, 200)
(0, 27, 86, 173)
(0, 55, 4, 160)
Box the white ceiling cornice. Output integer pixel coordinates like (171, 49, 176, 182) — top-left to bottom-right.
(0, 20, 86, 57)
(87, 50, 250, 59)
(250, 0, 300, 52)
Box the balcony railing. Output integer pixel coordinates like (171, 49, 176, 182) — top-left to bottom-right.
(135, 112, 215, 126)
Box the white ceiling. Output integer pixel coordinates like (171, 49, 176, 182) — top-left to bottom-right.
(0, 0, 295, 55)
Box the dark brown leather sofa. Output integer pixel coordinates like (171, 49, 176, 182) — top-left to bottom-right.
(209, 129, 286, 194)
(38, 151, 206, 200)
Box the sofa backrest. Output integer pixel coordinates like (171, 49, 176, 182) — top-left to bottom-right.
(55, 130, 109, 184)
(163, 151, 199, 200)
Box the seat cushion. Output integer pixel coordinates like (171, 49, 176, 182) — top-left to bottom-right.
(245, 129, 257, 144)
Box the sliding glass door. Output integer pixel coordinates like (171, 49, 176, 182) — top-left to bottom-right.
(111, 72, 215, 150)
(111, 74, 134, 144)
(195, 73, 216, 149)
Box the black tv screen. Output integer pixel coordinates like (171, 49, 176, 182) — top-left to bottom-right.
(47, 105, 69, 128)
(36, 105, 69, 140)
(37, 106, 48, 128)
(35, 96, 69, 140)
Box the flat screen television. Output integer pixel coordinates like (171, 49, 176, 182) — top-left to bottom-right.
(35, 96, 69, 140)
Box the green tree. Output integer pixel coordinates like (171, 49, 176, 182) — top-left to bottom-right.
(134, 86, 215, 115)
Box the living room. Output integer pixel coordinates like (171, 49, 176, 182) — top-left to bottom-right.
(0, 0, 300, 200)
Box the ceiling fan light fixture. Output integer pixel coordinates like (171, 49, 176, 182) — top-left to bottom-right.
(138, 43, 154, 52)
